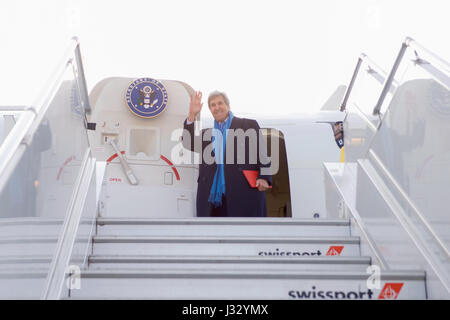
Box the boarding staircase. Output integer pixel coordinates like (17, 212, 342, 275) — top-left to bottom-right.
(0, 217, 425, 299)
(0, 37, 448, 299)
(72, 218, 426, 299)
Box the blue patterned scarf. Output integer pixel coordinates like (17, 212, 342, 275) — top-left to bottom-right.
(208, 111, 234, 207)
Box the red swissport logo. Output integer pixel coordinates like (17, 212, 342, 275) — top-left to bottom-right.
(326, 246, 344, 256)
(378, 283, 404, 299)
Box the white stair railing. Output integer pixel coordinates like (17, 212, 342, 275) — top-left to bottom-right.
(338, 36, 450, 297)
(0, 37, 97, 300)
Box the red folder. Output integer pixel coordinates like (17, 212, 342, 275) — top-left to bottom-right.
(242, 170, 272, 189)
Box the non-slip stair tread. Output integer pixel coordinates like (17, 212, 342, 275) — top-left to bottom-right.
(75, 269, 426, 280)
(0, 256, 84, 264)
(0, 256, 53, 263)
(0, 236, 60, 243)
(0, 269, 49, 278)
(0, 218, 64, 225)
(95, 220, 351, 237)
(0, 236, 90, 243)
(97, 217, 350, 226)
(93, 236, 360, 243)
(0, 218, 92, 226)
(88, 255, 371, 264)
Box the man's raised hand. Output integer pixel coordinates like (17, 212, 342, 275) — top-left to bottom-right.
(188, 91, 203, 122)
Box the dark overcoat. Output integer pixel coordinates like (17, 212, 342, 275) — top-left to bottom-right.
(182, 116, 272, 217)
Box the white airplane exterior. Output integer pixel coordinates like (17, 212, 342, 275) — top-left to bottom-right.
(0, 36, 448, 300)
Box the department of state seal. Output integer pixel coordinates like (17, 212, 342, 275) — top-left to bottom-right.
(125, 78, 168, 118)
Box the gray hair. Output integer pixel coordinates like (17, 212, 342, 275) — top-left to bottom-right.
(208, 91, 230, 108)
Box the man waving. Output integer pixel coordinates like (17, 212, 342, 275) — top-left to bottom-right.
(182, 90, 272, 217)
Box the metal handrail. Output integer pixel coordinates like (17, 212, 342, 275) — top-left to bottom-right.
(0, 37, 93, 193)
(0, 37, 94, 300)
(360, 37, 450, 292)
(340, 55, 362, 112)
(407, 37, 450, 74)
(358, 37, 448, 157)
(364, 151, 450, 292)
(38, 38, 95, 300)
(368, 149, 450, 258)
(373, 37, 450, 115)
(73, 37, 92, 114)
(0, 39, 79, 191)
(364, 38, 450, 256)
(340, 53, 390, 112)
(42, 149, 95, 299)
(360, 54, 389, 83)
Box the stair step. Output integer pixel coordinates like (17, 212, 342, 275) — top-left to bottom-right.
(0, 218, 92, 237)
(0, 236, 59, 256)
(92, 236, 360, 257)
(0, 269, 48, 299)
(88, 255, 371, 271)
(0, 236, 89, 256)
(96, 218, 350, 237)
(0, 256, 85, 271)
(68, 269, 426, 300)
(0, 219, 63, 237)
(0, 256, 52, 270)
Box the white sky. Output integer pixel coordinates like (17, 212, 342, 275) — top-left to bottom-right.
(0, 0, 449, 115)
